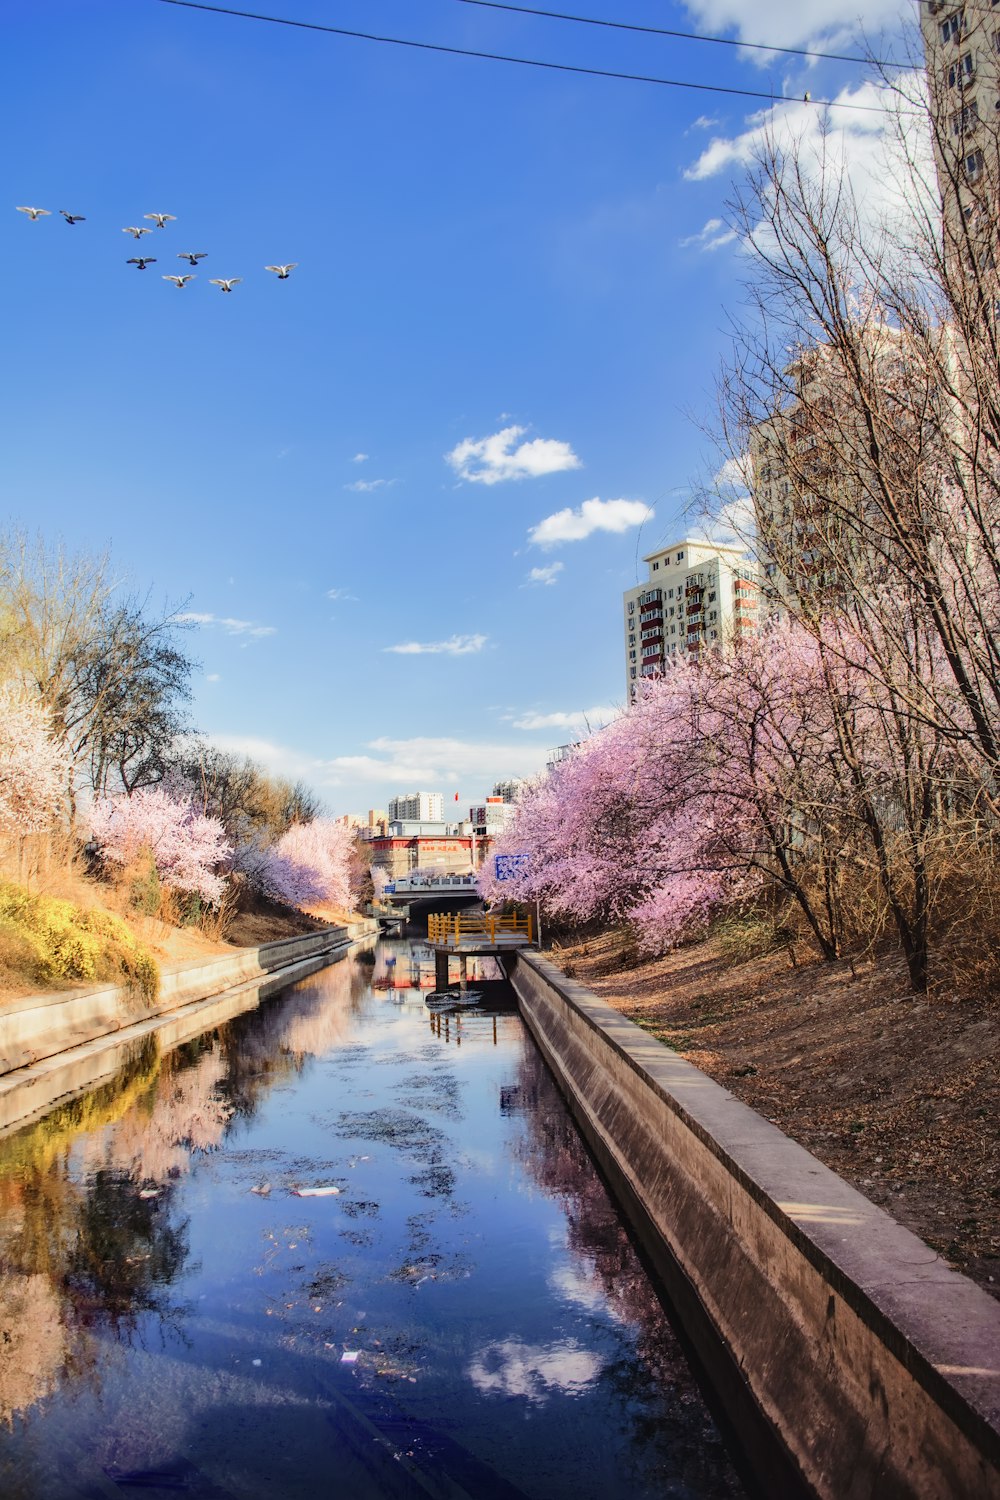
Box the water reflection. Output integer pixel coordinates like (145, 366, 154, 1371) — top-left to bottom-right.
(0, 956, 371, 1427)
(0, 942, 746, 1499)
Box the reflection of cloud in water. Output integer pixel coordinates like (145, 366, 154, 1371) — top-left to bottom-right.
(548, 1259, 614, 1317)
(468, 1338, 602, 1403)
(0, 1272, 67, 1424)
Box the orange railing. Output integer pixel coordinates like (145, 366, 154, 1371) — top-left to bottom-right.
(427, 910, 534, 946)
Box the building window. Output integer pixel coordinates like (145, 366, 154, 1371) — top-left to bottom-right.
(966, 148, 985, 180)
(630, 667, 636, 678)
(676, 551, 684, 563)
(627, 601, 634, 613)
(948, 52, 974, 88)
(940, 10, 964, 45)
(652, 561, 659, 571)
(951, 99, 979, 136)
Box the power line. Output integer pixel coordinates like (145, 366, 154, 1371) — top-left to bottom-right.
(153, 0, 902, 114)
(455, 0, 889, 68)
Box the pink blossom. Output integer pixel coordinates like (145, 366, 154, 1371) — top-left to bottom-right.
(267, 819, 355, 909)
(89, 787, 231, 904)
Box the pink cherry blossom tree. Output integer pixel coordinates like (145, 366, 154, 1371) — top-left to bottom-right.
(89, 787, 231, 905)
(264, 818, 355, 910)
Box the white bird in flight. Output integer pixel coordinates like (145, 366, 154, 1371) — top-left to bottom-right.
(177, 252, 207, 266)
(209, 278, 242, 293)
(123, 226, 152, 239)
(163, 274, 196, 287)
(126, 257, 157, 270)
(265, 263, 297, 279)
(145, 213, 177, 228)
(59, 210, 86, 225)
(16, 206, 50, 220)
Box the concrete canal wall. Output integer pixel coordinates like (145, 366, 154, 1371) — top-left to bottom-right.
(0, 922, 377, 1137)
(0, 923, 376, 1081)
(512, 950, 1000, 1500)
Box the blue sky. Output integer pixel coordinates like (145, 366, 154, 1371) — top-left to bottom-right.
(3, 0, 911, 814)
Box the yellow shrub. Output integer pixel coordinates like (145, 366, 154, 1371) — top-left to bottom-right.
(0, 882, 159, 1000)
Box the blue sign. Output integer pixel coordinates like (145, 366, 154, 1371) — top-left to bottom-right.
(494, 853, 530, 882)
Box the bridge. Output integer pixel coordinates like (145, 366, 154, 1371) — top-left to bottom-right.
(381, 873, 481, 905)
(426, 910, 536, 989)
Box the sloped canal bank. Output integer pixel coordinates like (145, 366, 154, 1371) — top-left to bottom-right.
(0, 938, 748, 1500)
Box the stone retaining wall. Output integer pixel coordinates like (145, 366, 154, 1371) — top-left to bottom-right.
(0, 934, 374, 1138)
(512, 950, 1000, 1500)
(0, 922, 376, 1078)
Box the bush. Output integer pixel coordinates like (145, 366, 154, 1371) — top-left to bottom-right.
(712, 911, 795, 966)
(0, 881, 159, 1000)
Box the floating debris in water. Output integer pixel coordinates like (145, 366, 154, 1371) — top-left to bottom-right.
(341, 1349, 360, 1364)
(250, 1182, 271, 1196)
(138, 1188, 159, 1199)
(291, 1185, 341, 1197)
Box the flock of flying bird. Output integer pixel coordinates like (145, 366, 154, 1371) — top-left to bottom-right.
(14, 206, 297, 291)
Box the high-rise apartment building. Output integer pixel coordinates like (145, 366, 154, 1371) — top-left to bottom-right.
(387, 791, 444, 823)
(622, 539, 759, 702)
(921, 4, 1000, 275)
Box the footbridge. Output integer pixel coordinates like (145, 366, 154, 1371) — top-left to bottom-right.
(426, 910, 536, 989)
(381, 873, 481, 906)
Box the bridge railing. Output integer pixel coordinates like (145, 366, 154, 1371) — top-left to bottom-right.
(427, 910, 534, 946)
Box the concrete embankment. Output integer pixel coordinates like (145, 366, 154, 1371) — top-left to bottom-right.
(512, 949, 1000, 1500)
(0, 923, 376, 1134)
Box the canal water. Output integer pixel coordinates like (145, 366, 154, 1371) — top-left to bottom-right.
(0, 939, 748, 1500)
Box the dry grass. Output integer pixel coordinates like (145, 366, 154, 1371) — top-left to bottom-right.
(550, 925, 1000, 1299)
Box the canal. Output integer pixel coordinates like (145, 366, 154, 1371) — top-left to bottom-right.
(0, 939, 749, 1500)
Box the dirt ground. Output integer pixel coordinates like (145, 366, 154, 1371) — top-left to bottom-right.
(549, 928, 999, 1299)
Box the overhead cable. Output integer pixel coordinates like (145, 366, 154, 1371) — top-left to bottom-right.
(153, 0, 907, 114)
(455, 0, 889, 68)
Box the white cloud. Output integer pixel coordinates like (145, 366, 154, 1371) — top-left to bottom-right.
(352, 452, 369, 463)
(690, 114, 720, 130)
(511, 705, 619, 732)
(326, 587, 358, 602)
(528, 497, 653, 549)
(680, 0, 909, 54)
(207, 732, 554, 792)
(344, 477, 395, 493)
(683, 74, 935, 247)
(177, 612, 276, 638)
(468, 1339, 602, 1404)
(383, 633, 487, 656)
(525, 562, 564, 587)
(205, 672, 221, 683)
(679, 216, 737, 252)
(446, 425, 581, 486)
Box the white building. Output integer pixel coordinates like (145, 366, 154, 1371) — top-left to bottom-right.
(388, 791, 444, 823)
(623, 539, 759, 703)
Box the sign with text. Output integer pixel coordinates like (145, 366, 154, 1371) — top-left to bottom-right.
(494, 853, 530, 882)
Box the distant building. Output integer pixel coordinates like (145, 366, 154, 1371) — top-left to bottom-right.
(388, 791, 444, 823)
(370, 828, 475, 879)
(546, 744, 578, 772)
(623, 539, 759, 702)
(469, 797, 515, 838)
(491, 779, 524, 804)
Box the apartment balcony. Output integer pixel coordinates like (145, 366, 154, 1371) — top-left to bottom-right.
(639, 610, 663, 627)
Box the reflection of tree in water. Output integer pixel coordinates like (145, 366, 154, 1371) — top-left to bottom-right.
(0, 952, 374, 1423)
(510, 1044, 744, 1496)
(217, 953, 370, 1119)
(64, 1169, 190, 1335)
